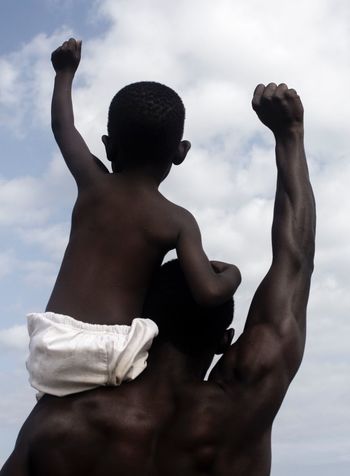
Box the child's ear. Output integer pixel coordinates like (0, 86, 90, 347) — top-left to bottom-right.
(173, 140, 191, 165)
(215, 328, 235, 355)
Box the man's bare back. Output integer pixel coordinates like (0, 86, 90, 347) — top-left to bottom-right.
(2, 342, 283, 476)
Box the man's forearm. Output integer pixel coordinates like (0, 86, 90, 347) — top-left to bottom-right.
(272, 128, 316, 270)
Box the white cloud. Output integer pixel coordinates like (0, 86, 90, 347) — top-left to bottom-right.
(0, 58, 22, 106)
(0, 325, 28, 352)
(20, 260, 58, 289)
(17, 223, 69, 261)
(0, 152, 75, 262)
(0, 251, 17, 280)
(273, 357, 350, 466)
(0, 175, 50, 227)
(0, 29, 73, 135)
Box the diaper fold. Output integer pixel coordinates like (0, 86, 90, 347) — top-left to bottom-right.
(26, 312, 158, 399)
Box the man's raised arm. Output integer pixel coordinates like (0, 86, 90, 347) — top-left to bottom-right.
(211, 83, 315, 390)
(51, 38, 106, 187)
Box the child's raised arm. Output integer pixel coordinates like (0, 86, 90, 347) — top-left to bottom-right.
(51, 38, 107, 188)
(176, 210, 241, 307)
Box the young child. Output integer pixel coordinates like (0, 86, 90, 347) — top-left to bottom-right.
(26, 38, 240, 398)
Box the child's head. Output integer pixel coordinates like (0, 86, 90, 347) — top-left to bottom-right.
(103, 81, 189, 174)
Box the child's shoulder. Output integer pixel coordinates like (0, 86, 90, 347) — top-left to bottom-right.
(158, 193, 194, 219)
(160, 198, 199, 233)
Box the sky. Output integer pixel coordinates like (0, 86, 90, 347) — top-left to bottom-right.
(0, 0, 349, 473)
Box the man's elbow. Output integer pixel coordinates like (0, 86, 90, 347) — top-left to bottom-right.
(283, 238, 315, 275)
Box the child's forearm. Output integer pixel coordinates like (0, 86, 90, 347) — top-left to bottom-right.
(49, 39, 101, 186)
(51, 72, 75, 133)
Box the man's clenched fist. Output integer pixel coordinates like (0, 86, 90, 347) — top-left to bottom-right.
(252, 83, 304, 136)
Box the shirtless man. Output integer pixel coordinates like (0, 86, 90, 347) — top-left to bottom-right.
(0, 83, 315, 476)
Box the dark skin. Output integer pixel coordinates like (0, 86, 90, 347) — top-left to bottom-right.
(0, 83, 315, 475)
(45, 38, 239, 325)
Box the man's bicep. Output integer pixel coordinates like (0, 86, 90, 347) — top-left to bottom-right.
(210, 319, 302, 404)
(211, 266, 307, 383)
(239, 319, 304, 383)
(240, 262, 309, 380)
(245, 258, 311, 335)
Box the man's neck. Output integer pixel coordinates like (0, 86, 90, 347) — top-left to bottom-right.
(145, 340, 213, 385)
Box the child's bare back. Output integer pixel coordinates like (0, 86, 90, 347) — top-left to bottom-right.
(46, 173, 198, 325)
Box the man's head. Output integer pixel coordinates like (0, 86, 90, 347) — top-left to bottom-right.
(102, 81, 190, 174)
(144, 259, 235, 357)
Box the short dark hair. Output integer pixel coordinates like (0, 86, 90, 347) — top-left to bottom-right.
(144, 260, 233, 354)
(107, 81, 185, 165)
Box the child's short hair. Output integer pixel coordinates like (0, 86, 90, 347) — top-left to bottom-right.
(144, 259, 234, 354)
(107, 81, 185, 164)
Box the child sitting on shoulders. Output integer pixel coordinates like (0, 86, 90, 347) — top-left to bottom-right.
(26, 38, 241, 399)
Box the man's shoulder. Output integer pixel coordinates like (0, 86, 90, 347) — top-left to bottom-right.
(209, 325, 293, 407)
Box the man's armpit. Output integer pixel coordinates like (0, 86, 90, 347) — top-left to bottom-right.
(237, 318, 304, 384)
(234, 325, 285, 383)
(213, 324, 292, 387)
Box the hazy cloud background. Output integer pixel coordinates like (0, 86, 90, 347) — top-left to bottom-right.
(0, 0, 349, 474)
